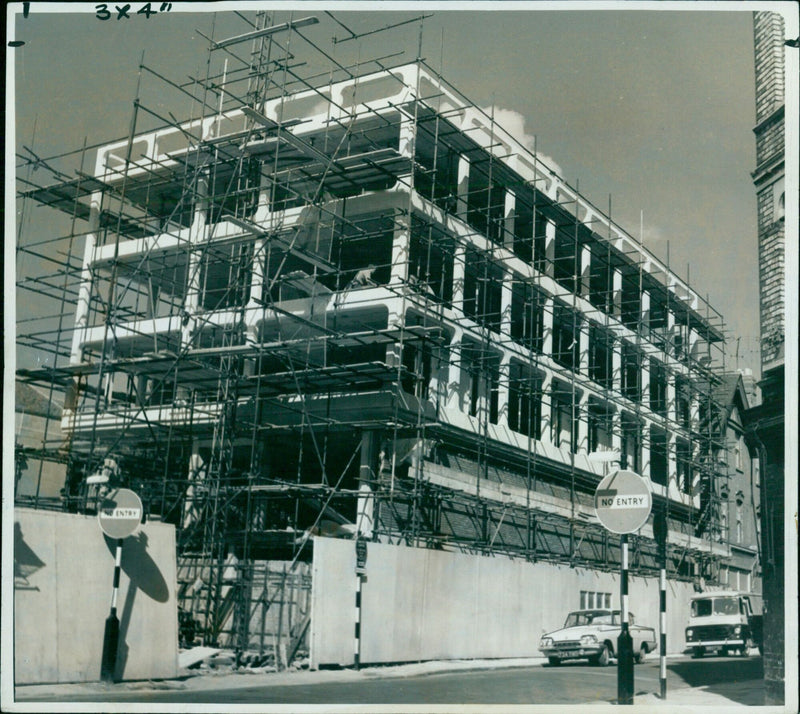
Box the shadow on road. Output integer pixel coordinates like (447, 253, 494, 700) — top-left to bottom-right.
(668, 656, 764, 706)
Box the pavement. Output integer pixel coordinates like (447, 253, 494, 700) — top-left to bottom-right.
(12, 653, 769, 709)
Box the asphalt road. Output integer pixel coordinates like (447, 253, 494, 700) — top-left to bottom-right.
(22, 654, 763, 706)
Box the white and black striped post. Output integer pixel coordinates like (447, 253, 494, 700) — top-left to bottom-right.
(659, 567, 667, 698)
(617, 533, 634, 705)
(653, 506, 668, 699)
(100, 538, 124, 682)
(354, 573, 363, 670)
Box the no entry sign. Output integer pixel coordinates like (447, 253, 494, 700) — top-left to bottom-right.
(594, 470, 652, 534)
(98, 488, 143, 539)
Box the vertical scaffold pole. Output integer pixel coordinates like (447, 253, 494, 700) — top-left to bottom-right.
(660, 566, 667, 698)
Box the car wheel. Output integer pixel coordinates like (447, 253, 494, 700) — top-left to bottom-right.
(635, 645, 647, 664)
(594, 644, 611, 667)
(548, 657, 561, 666)
(691, 646, 705, 659)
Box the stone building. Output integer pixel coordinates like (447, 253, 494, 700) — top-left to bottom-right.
(747, 10, 789, 705)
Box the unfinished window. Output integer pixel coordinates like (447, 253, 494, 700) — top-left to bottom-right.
(553, 226, 579, 293)
(621, 414, 641, 473)
(409, 218, 454, 304)
(650, 426, 668, 486)
(735, 492, 744, 543)
(401, 343, 433, 400)
(207, 156, 261, 222)
(327, 213, 394, 290)
(463, 248, 503, 332)
(676, 439, 693, 494)
(589, 326, 613, 388)
(466, 163, 505, 244)
(589, 247, 614, 315)
(620, 271, 641, 330)
(508, 362, 542, 439)
(650, 359, 668, 417)
(199, 242, 253, 310)
(510, 281, 544, 353)
(648, 298, 668, 348)
(621, 345, 641, 402)
(552, 303, 580, 371)
(552, 384, 577, 453)
(512, 190, 548, 267)
(588, 401, 614, 454)
(672, 322, 689, 362)
(459, 342, 499, 423)
(676, 377, 691, 429)
(413, 125, 461, 214)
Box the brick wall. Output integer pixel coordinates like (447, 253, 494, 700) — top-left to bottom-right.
(753, 12, 786, 124)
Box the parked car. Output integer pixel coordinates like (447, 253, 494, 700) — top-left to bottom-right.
(539, 609, 657, 666)
(684, 590, 763, 658)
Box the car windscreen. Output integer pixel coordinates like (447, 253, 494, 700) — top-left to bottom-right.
(713, 597, 740, 615)
(691, 597, 740, 617)
(563, 610, 611, 627)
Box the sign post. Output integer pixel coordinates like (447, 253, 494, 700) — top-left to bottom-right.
(354, 537, 367, 670)
(653, 506, 669, 700)
(594, 470, 652, 706)
(98, 488, 143, 683)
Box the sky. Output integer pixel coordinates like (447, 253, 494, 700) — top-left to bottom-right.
(9, 2, 773, 375)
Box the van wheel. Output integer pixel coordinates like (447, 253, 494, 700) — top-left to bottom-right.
(594, 644, 611, 666)
(691, 647, 705, 659)
(635, 645, 648, 664)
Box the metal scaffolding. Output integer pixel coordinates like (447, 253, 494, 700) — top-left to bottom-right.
(15, 10, 733, 665)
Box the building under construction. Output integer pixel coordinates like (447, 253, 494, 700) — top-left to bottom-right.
(15, 12, 749, 668)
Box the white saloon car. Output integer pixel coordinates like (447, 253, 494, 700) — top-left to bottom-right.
(539, 609, 657, 666)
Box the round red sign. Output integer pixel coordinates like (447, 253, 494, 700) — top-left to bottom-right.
(594, 469, 652, 534)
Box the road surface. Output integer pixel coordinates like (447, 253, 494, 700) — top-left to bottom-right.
(20, 654, 763, 706)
